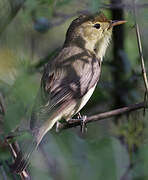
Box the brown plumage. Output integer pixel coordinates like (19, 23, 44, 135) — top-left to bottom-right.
(11, 12, 126, 173)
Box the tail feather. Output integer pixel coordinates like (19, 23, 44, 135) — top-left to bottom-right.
(11, 111, 60, 173)
(11, 138, 38, 173)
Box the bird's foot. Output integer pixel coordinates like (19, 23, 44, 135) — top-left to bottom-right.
(55, 113, 87, 133)
(77, 113, 87, 133)
(56, 121, 62, 133)
(77, 112, 82, 119)
(80, 115, 87, 133)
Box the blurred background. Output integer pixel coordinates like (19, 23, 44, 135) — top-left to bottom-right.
(0, 0, 148, 179)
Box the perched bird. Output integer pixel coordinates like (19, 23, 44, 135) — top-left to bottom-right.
(11, 12, 126, 173)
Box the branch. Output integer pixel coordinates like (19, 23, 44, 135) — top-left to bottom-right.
(0, 94, 30, 179)
(132, 0, 148, 93)
(58, 101, 147, 130)
(6, 136, 31, 179)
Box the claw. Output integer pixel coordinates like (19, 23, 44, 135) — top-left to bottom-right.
(67, 113, 88, 133)
(56, 121, 61, 133)
(80, 115, 87, 133)
(77, 112, 82, 119)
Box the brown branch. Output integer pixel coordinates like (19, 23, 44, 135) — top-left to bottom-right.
(0, 95, 30, 179)
(5, 137, 31, 180)
(2, 101, 147, 178)
(58, 101, 147, 130)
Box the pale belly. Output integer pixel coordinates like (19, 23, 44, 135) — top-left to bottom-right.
(39, 83, 97, 136)
(38, 83, 97, 141)
(76, 83, 97, 114)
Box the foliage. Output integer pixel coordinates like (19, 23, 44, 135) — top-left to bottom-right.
(0, 0, 148, 179)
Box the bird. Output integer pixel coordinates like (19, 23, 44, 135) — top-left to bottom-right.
(11, 12, 126, 173)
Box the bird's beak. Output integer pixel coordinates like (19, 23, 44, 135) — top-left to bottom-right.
(108, 20, 127, 29)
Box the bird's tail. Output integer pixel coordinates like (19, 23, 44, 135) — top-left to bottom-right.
(10, 110, 61, 173)
(10, 135, 38, 174)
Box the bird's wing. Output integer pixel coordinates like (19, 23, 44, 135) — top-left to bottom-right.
(30, 47, 101, 130)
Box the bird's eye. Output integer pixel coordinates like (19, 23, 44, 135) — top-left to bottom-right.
(94, 23, 101, 29)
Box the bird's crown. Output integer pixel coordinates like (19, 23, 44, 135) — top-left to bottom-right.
(70, 12, 110, 28)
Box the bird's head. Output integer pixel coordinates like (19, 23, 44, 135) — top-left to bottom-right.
(64, 12, 126, 60)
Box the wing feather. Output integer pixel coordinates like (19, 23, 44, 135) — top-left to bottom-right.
(30, 47, 101, 130)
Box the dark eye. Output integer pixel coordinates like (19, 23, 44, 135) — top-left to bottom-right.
(94, 23, 101, 29)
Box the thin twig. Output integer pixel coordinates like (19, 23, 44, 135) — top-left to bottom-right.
(133, 0, 148, 115)
(0, 95, 30, 179)
(133, 0, 148, 92)
(58, 101, 147, 130)
(4, 101, 147, 177)
(144, 92, 147, 116)
(3, 101, 147, 178)
(6, 136, 31, 179)
(135, 23, 148, 91)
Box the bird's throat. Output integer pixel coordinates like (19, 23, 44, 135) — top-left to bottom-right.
(94, 35, 111, 61)
(84, 34, 111, 61)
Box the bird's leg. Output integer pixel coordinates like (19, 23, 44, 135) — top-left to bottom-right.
(56, 113, 87, 133)
(56, 118, 68, 133)
(77, 112, 82, 119)
(77, 113, 87, 133)
(67, 113, 87, 133)
(56, 121, 62, 133)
